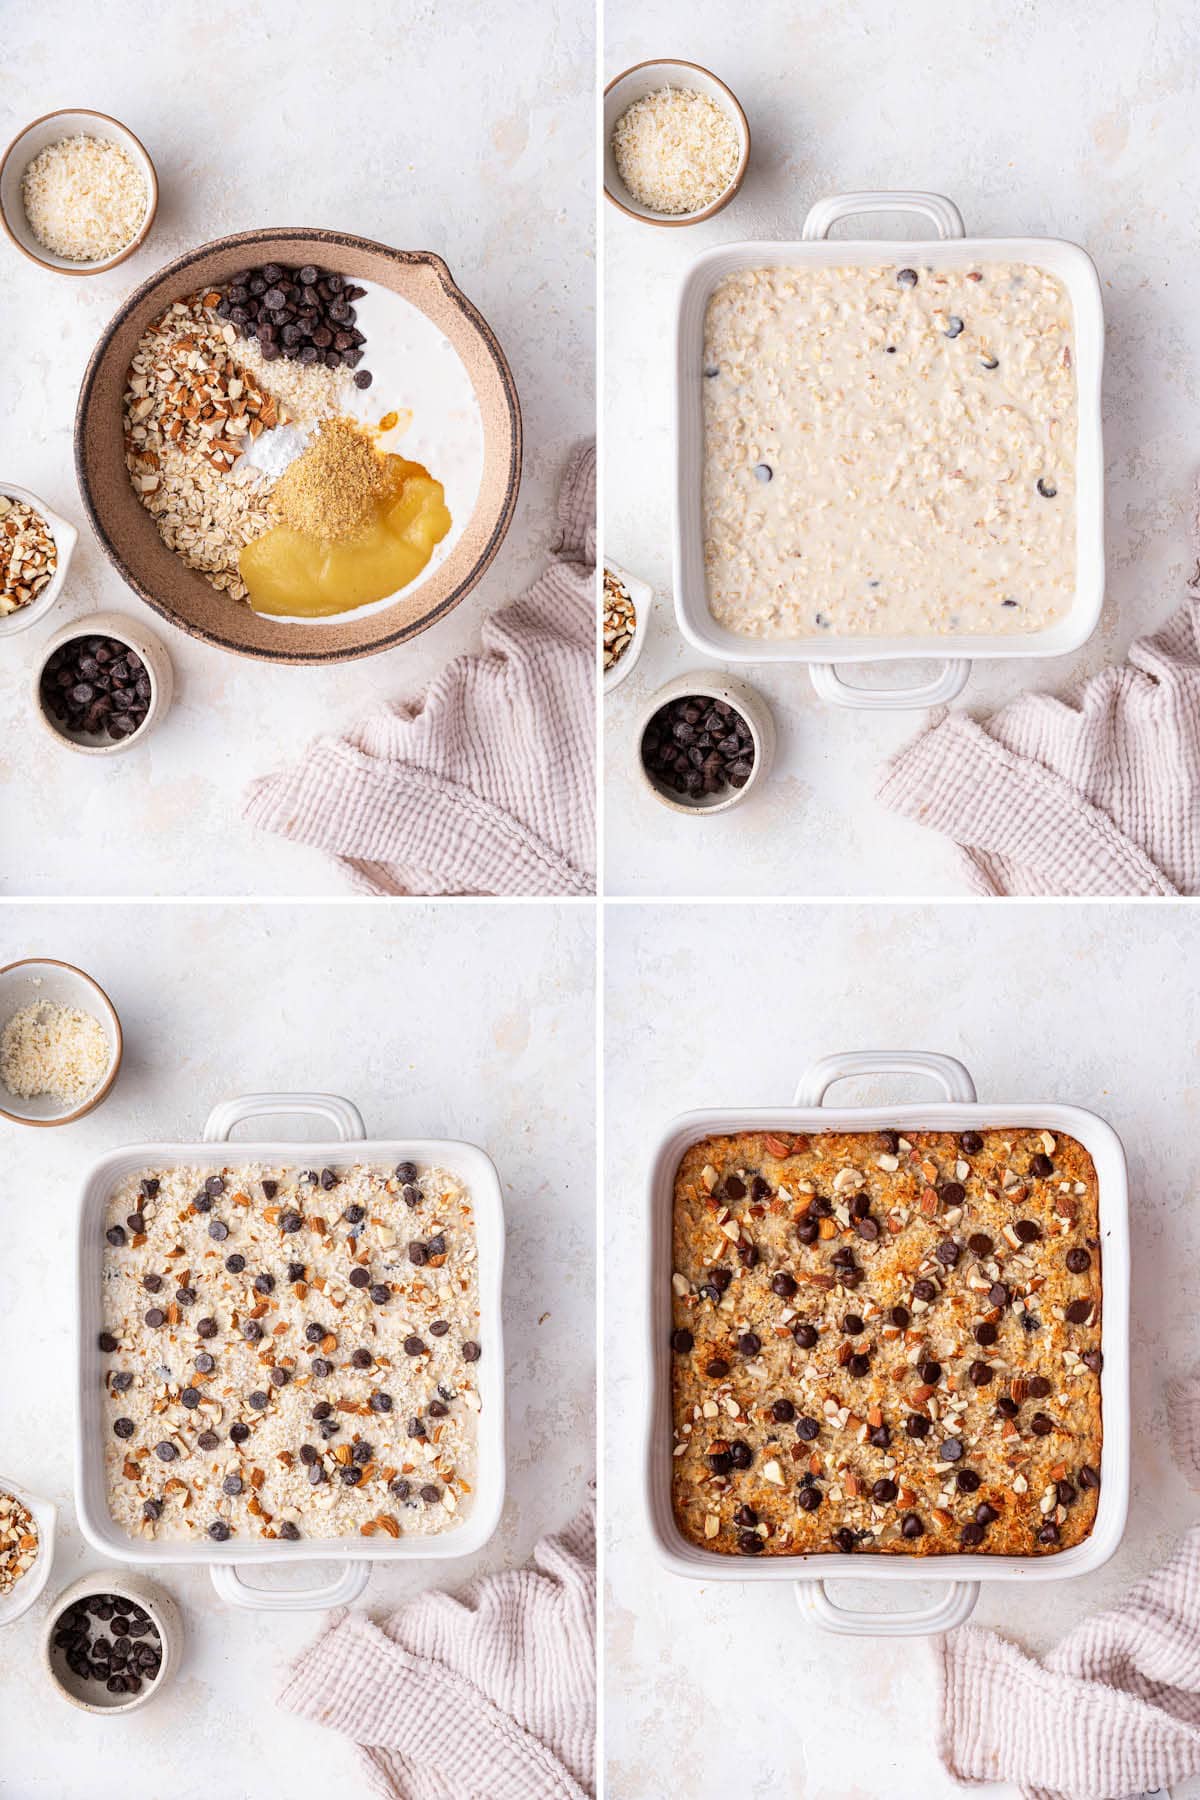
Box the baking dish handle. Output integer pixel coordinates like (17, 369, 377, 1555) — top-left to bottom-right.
(802, 190, 966, 241)
(795, 1051, 977, 1106)
(202, 1093, 366, 1143)
(210, 1561, 370, 1611)
(808, 660, 971, 710)
(795, 1577, 979, 1636)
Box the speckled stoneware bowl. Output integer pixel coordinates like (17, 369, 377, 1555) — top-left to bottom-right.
(75, 229, 522, 664)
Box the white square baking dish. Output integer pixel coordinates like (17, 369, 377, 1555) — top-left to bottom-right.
(644, 1052, 1128, 1635)
(75, 1093, 506, 1610)
(673, 192, 1105, 709)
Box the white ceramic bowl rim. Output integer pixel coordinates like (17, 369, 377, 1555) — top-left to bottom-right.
(0, 957, 123, 1126)
(0, 109, 158, 275)
(637, 670, 773, 815)
(0, 1475, 57, 1626)
(603, 59, 751, 225)
(42, 1568, 178, 1712)
(0, 482, 78, 638)
(603, 559, 652, 694)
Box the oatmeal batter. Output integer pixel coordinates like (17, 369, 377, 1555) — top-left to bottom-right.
(702, 263, 1077, 637)
(99, 1160, 482, 1544)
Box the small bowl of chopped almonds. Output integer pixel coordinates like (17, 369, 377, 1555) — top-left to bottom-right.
(604, 61, 750, 227)
(0, 1479, 56, 1627)
(0, 483, 77, 638)
(0, 957, 123, 1127)
(0, 110, 157, 276)
(603, 560, 651, 693)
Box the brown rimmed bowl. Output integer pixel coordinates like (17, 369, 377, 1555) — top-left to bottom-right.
(0, 109, 158, 275)
(74, 229, 522, 664)
(0, 958, 123, 1127)
(604, 61, 750, 227)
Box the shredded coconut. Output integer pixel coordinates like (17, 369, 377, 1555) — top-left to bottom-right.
(0, 1000, 110, 1107)
(612, 86, 740, 216)
(21, 134, 147, 263)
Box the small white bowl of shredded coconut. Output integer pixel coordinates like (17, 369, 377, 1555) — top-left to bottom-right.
(605, 61, 750, 226)
(0, 958, 122, 1126)
(0, 109, 157, 275)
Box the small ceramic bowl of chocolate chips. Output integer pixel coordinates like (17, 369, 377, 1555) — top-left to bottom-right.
(42, 1569, 181, 1713)
(33, 608, 173, 755)
(637, 671, 774, 815)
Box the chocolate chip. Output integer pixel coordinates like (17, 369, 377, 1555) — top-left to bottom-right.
(249, 1390, 269, 1411)
(771, 1272, 797, 1299)
(903, 1412, 928, 1439)
(223, 1474, 242, 1496)
(351, 1440, 373, 1467)
(1065, 1299, 1093, 1324)
(1030, 1153, 1054, 1177)
(897, 267, 919, 286)
(196, 1317, 218, 1340)
(370, 1284, 391, 1306)
(1037, 1522, 1060, 1545)
(197, 1430, 219, 1450)
(940, 1182, 966, 1206)
(1066, 1247, 1091, 1273)
(225, 1254, 246, 1273)
(901, 1512, 924, 1538)
(918, 1360, 942, 1385)
(846, 1353, 871, 1377)
(1083, 1350, 1104, 1374)
(312, 1400, 333, 1420)
(872, 1478, 897, 1503)
(230, 1422, 249, 1444)
(1030, 1412, 1055, 1436)
(996, 1395, 1019, 1419)
(208, 1521, 231, 1542)
(729, 1440, 753, 1470)
(973, 1321, 997, 1347)
(243, 1321, 262, 1342)
(854, 1215, 879, 1241)
(181, 1386, 201, 1409)
(311, 1357, 332, 1377)
(320, 1168, 338, 1190)
(738, 1332, 761, 1357)
(154, 1441, 177, 1462)
(956, 1469, 981, 1493)
(175, 1286, 195, 1306)
(113, 1418, 134, 1438)
(1029, 1375, 1052, 1398)
(936, 1239, 960, 1267)
(880, 1129, 900, 1153)
(967, 1233, 993, 1257)
(280, 1521, 301, 1541)
(969, 1360, 993, 1386)
(262, 1180, 278, 1200)
(797, 1484, 822, 1512)
(842, 1314, 864, 1336)
(349, 1267, 370, 1288)
(959, 1131, 983, 1154)
(208, 1220, 229, 1241)
(142, 1273, 162, 1293)
(192, 1192, 213, 1213)
(1015, 1220, 1041, 1244)
(1079, 1463, 1101, 1490)
(670, 1328, 694, 1354)
(770, 1398, 795, 1423)
(404, 1335, 427, 1356)
(940, 1437, 964, 1461)
(142, 1500, 161, 1521)
(1056, 1479, 1076, 1506)
(106, 1226, 126, 1247)
(796, 1218, 819, 1245)
(988, 1282, 1010, 1310)
(961, 1522, 985, 1547)
(98, 1331, 118, 1352)
(889, 1304, 911, 1329)
(797, 1416, 820, 1441)
(792, 1323, 818, 1349)
(144, 1308, 164, 1328)
(280, 1211, 302, 1233)
(269, 1366, 291, 1387)
(111, 1371, 133, 1390)
(913, 1278, 937, 1303)
(141, 1177, 159, 1199)
(420, 1484, 442, 1504)
(126, 1213, 145, 1234)
(462, 1340, 481, 1362)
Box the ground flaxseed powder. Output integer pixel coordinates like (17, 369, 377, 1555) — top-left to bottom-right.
(269, 417, 387, 539)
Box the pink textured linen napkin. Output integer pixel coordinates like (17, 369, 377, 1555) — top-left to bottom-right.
(243, 444, 596, 897)
(939, 1375, 1200, 1800)
(877, 574, 1200, 898)
(278, 1508, 595, 1800)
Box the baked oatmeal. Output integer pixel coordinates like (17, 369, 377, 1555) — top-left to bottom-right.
(99, 1160, 483, 1544)
(702, 263, 1076, 637)
(671, 1127, 1101, 1557)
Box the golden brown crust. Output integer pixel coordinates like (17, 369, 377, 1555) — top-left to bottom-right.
(670, 1127, 1102, 1558)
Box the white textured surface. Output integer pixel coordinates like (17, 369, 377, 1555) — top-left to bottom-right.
(604, 901, 1200, 1798)
(604, 0, 1200, 896)
(0, 901, 594, 1797)
(0, 0, 592, 895)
